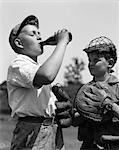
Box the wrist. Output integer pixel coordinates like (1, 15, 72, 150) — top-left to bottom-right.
(105, 101, 114, 111)
(101, 96, 114, 111)
(57, 39, 69, 45)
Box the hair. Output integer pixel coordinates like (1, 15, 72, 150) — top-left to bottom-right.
(100, 47, 117, 66)
(95, 44, 117, 66)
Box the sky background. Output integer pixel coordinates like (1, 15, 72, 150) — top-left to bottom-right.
(0, 0, 119, 85)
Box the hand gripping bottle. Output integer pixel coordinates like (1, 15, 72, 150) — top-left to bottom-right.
(41, 32, 72, 46)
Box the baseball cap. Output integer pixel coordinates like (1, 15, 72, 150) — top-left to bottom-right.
(9, 15, 39, 51)
(83, 36, 116, 53)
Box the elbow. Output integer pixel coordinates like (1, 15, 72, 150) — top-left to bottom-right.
(33, 71, 55, 88)
(45, 73, 55, 84)
(34, 68, 56, 86)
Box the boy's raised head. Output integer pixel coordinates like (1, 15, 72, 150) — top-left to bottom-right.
(9, 15, 39, 53)
(83, 36, 117, 67)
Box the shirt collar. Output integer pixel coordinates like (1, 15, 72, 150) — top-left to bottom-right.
(17, 54, 38, 65)
(106, 74, 119, 84)
(91, 74, 119, 85)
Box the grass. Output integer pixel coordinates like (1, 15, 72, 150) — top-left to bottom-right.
(0, 114, 82, 150)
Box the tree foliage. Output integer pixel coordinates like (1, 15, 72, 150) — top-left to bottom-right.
(64, 57, 85, 85)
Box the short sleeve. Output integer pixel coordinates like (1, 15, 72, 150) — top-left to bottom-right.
(7, 56, 39, 88)
(19, 63, 39, 87)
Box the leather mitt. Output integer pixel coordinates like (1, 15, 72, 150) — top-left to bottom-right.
(52, 84, 73, 127)
(75, 81, 117, 122)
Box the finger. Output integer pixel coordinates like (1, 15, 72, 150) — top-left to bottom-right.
(62, 28, 68, 32)
(56, 110, 71, 119)
(102, 98, 113, 107)
(54, 32, 57, 36)
(55, 101, 72, 110)
(76, 95, 100, 107)
(90, 86, 107, 98)
(52, 85, 71, 102)
(83, 91, 100, 102)
(56, 30, 61, 35)
(59, 118, 72, 128)
(56, 108, 71, 114)
(90, 86, 100, 94)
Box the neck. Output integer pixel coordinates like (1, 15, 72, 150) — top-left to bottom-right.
(24, 54, 37, 62)
(94, 73, 110, 82)
(30, 56, 37, 62)
(20, 51, 38, 62)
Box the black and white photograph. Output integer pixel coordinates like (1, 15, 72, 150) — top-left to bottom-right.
(0, 0, 119, 149)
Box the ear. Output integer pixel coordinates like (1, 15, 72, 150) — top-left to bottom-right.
(108, 58, 114, 68)
(14, 38, 23, 49)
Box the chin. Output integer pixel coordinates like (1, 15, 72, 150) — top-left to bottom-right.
(40, 50, 44, 55)
(38, 51, 44, 56)
(37, 48, 44, 55)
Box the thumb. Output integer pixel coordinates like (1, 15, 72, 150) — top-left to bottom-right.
(91, 86, 107, 98)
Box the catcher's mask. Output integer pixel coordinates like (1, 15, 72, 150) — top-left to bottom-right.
(83, 36, 117, 70)
(83, 36, 116, 53)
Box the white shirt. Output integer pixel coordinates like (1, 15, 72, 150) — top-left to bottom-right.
(7, 54, 57, 118)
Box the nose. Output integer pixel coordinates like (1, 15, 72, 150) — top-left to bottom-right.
(37, 36, 42, 41)
(37, 34, 42, 41)
(36, 32, 42, 41)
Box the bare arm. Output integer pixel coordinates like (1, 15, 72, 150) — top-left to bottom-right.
(33, 29, 71, 88)
(111, 103, 119, 119)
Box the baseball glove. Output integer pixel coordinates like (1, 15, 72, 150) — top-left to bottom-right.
(75, 81, 117, 122)
(52, 84, 73, 128)
(52, 84, 71, 102)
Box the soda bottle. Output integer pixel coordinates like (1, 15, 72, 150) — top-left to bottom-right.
(41, 32, 72, 46)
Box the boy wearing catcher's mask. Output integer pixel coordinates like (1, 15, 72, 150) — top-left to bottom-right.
(74, 36, 119, 149)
